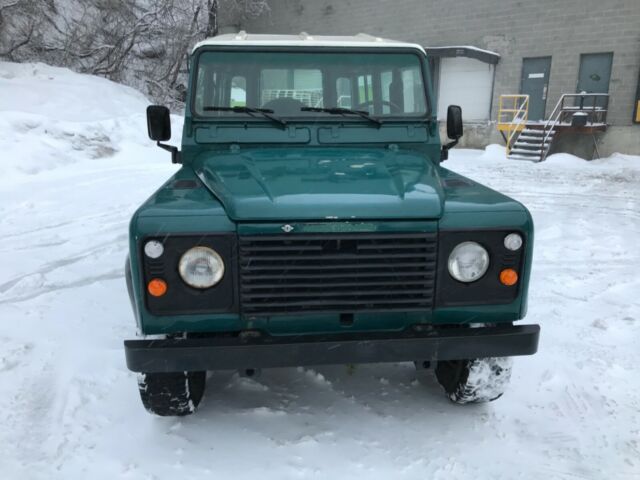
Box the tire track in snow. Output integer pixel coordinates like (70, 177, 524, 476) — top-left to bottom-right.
(0, 269, 124, 304)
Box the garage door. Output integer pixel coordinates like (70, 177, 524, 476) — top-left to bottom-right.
(437, 57, 494, 121)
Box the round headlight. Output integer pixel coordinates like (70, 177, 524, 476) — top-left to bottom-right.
(504, 233, 523, 251)
(448, 242, 490, 283)
(178, 246, 224, 289)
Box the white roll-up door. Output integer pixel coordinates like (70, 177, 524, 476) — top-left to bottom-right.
(437, 57, 494, 121)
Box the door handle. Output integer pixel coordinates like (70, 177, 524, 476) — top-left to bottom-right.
(542, 85, 548, 101)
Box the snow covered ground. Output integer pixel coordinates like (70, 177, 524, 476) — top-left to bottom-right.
(1, 62, 639, 480)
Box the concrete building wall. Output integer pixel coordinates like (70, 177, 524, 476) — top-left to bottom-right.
(228, 0, 640, 155)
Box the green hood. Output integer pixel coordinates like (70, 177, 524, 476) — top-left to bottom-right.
(194, 147, 444, 221)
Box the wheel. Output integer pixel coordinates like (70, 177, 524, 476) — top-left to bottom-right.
(435, 357, 513, 404)
(137, 371, 206, 416)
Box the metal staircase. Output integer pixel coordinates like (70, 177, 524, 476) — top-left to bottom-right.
(497, 93, 609, 162)
(508, 127, 554, 161)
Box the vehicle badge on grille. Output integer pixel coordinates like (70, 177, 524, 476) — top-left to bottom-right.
(281, 224, 294, 233)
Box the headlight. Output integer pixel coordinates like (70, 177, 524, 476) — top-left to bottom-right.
(447, 242, 490, 283)
(178, 246, 225, 288)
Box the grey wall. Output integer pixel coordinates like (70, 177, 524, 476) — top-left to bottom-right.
(235, 0, 640, 129)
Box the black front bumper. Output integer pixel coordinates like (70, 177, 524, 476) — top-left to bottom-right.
(124, 324, 540, 373)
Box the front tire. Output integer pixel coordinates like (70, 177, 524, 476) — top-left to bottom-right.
(137, 371, 206, 416)
(435, 357, 512, 404)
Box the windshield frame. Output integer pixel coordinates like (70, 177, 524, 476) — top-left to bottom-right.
(188, 46, 433, 124)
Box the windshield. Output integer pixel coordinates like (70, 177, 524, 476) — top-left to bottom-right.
(192, 50, 428, 120)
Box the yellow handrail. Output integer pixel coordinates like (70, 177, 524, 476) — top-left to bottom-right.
(497, 95, 529, 155)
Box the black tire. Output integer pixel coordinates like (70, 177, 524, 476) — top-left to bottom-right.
(435, 357, 512, 404)
(137, 371, 206, 416)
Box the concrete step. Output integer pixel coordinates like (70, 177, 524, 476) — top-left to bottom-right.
(518, 135, 553, 142)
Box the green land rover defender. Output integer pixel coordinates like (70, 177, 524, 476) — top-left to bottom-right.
(124, 33, 539, 416)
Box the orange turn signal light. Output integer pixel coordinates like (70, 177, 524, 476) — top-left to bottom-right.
(147, 278, 168, 297)
(499, 268, 519, 286)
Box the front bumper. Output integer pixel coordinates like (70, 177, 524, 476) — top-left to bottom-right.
(124, 324, 540, 373)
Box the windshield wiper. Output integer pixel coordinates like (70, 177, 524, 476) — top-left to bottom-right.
(202, 106, 287, 128)
(301, 106, 382, 127)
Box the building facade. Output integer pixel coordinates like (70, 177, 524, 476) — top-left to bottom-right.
(222, 0, 640, 156)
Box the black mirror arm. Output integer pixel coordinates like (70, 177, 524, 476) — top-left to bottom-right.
(440, 137, 460, 161)
(157, 141, 181, 164)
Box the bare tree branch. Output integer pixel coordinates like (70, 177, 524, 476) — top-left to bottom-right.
(0, 0, 270, 105)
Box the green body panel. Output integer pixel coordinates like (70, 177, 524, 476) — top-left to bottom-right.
(129, 162, 533, 335)
(127, 45, 534, 336)
(193, 146, 444, 221)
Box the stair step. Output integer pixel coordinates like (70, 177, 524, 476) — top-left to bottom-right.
(510, 148, 543, 155)
(518, 135, 553, 142)
(508, 154, 541, 161)
(522, 128, 554, 134)
(509, 149, 541, 156)
(514, 144, 546, 149)
(520, 130, 554, 136)
(516, 138, 551, 144)
(521, 131, 554, 136)
(513, 145, 550, 151)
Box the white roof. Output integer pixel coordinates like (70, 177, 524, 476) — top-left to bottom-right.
(192, 32, 426, 54)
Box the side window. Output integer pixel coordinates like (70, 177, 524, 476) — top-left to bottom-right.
(231, 76, 246, 107)
(401, 66, 426, 113)
(194, 66, 206, 111)
(380, 70, 393, 114)
(194, 67, 219, 114)
(357, 74, 373, 107)
(336, 77, 352, 108)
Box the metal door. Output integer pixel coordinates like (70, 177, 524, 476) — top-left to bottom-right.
(577, 53, 613, 108)
(520, 57, 552, 121)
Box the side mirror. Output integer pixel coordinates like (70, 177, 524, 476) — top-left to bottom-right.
(146, 105, 180, 163)
(441, 105, 463, 162)
(446, 105, 463, 139)
(146, 105, 171, 141)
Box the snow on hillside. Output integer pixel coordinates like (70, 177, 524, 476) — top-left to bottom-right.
(1, 62, 639, 480)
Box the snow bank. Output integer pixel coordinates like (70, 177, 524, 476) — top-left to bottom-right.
(0, 62, 149, 120)
(0, 62, 175, 177)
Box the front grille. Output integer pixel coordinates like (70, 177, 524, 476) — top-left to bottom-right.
(239, 232, 437, 316)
